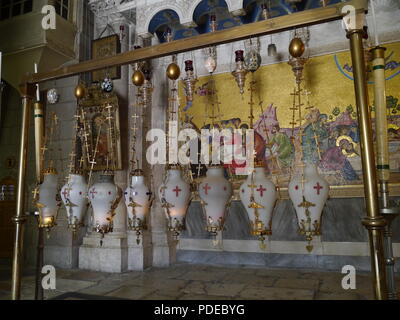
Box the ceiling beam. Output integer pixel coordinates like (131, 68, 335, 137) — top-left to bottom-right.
(25, 0, 368, 85)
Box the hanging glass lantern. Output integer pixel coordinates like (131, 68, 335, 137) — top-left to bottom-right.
(47, 88, 59, 104)
(245, 49, 262, 73)
(158, 166, 191, 240)
(61, 173, 88, 235)
(89, 171, 122, 242)
(232, 50, 248, 95)
(34, 167, 61, 233)
(204, 15, 218, 74)
(125, 169, 152, 244)
(182, 60, 198, 111)
(198, 165, 233, 238)
(288, 164, 329, 252)
(101, 76, 114, 93)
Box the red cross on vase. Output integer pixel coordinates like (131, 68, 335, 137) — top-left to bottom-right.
(203, 184, 211, 195)
(173, 186, 182, 197)
(314, 182, 323, 195)
(257, 185, 267, 197)
(90, 189, 97, 199)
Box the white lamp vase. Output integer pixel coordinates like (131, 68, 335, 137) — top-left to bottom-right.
(158, 167, 191, 238)
(89, 173, 122, 237)
(36, 169, 60, 231)
(61, 173, 88, 233)
(125, 171, 152, 243)
(198, 166, 233, 236)
(288, 163, 329, 251)
(240, 166, 277, 241)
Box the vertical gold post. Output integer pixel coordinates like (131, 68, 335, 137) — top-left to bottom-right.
(347, 29, 387, 300)
(33, 101, 45, 300)
(11, 84, 34, 300)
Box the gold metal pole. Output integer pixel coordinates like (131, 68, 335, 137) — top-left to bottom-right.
(11, 85, 34, 300)
(33, 101, 45, 300)
(347, 29, 387, 300)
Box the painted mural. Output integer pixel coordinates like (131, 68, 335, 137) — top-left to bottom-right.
(179, 41, 400, 188)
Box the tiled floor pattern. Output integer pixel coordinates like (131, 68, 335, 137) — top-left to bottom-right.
(0, 262, 399, 300)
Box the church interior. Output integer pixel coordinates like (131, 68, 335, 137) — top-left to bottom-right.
(0, 0, 399, 301)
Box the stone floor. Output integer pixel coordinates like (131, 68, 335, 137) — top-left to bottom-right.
(0, 260, 399, 300)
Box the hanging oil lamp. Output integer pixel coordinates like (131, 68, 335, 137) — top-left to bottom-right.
(125, 169, 152, 244)
(204, 15, 218, 74)
(60, 112, 89, 235)
(159, 165, 191, 240)
(182, 60, 198, 111)
(34, 167, 61, 233)
(132, 45, 145, 87)
(232, 50, 248, 95)
(198, 165, 233, 240)
(61, 171, 88, 235)
(159, 62, 190, 240)
(288, 164, 329, 252)
(239, 77, 277, 248)
(240, 163, 277, 245)
(141, 67, 153, 108)
(244, 39, 262, 73)
(165, 28, 181, 81)
(89, 169, 122, 243)
(288, 36, 307, 85)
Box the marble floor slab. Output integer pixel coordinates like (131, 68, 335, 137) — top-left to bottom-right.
(0, 262, 399, 300)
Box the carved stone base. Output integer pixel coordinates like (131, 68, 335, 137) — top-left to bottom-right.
(79, 233, 128, 273)
(127, 230, 152, 271)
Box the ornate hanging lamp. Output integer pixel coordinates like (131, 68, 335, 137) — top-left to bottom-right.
(132, 45, 145, 87)
(125, 89, 152, 244)
(85, 104, 122, 244)
(159, 33, 191, 240)
(60, 110, 88, 235)
(204, 15, 218, 74)
(141, 67, 153, 108)
(182, 60, 198, 111)
(287, 33, 330, 252)
(232, 50, 248, 95)
(33, 114, 61, 234)
(240, 75, 277, 248)
(89, 169, 122, 244)
(244, 38, 262, 73)
(198, 165, 233, 240)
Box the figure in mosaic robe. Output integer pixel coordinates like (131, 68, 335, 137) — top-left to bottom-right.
(268, 125, 294, 168)
(319, 139, 359, 181)
(302, 111, 329, 163)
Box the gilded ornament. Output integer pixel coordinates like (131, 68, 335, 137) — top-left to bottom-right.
(132, 70, 145, 87)
(289, 37, 305, 58)
(74, 84, 86, 99)
(166, 63, 181, 80)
